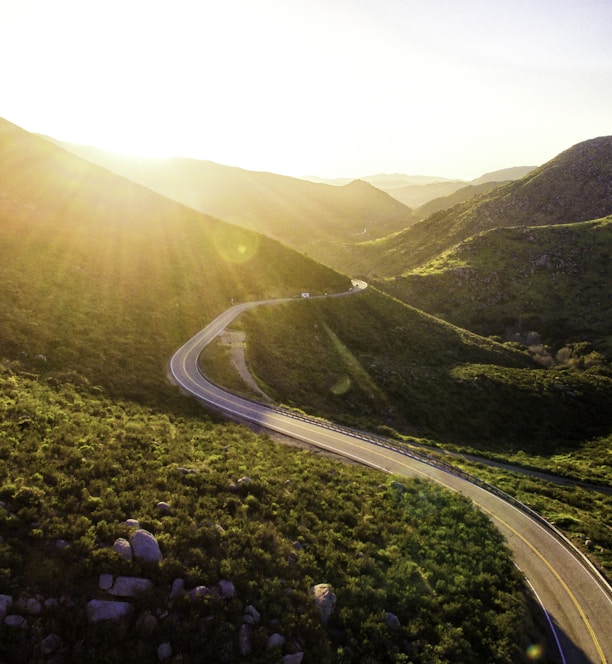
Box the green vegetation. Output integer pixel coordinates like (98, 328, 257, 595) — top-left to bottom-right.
(380, 218, 612, 358)
(447, 455, 612, 573)
(0, 118, 547, 661)
(238, 288, 611, 457)
(0, 365, 536, 663)
(354, 136, 612, 277)
(52, 140, 415, 273)
(0, 119, 348, 404)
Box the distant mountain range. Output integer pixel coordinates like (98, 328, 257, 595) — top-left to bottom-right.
(368, 137, 612, 355)
(43, 130, 612, 358)
(44, 140, 416, 269)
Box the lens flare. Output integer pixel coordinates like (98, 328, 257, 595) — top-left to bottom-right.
(213, 226, 259, 264)
(526, 643, 544, 660)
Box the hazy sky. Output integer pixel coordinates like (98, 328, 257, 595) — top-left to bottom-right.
(1, 0, 611, 179)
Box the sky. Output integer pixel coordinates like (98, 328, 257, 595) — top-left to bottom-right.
(1, 0, 611, 180)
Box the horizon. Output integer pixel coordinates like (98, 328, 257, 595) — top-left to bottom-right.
(1, 0, 611, 181)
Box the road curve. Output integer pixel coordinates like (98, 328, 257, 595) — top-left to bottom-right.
(169, 281, 612, 664)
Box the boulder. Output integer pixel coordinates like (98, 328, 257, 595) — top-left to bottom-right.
(216, 579, 236, 599)
(136, 611, 158, 637)
(86, 599, 134, 623)
(239, 623, 252, 657)
(267, 633, 286, 649)
(385, 612, 401, 630)
(24, 597, 42, 615)
(129, 529, 163, 562)
(245, 604, 260, 623)
(188, 585, 210, 600)
(157, 642, 172, 661)
(122, 518, 141, 529)
(108, 576, 154, 598)
(113, 537, 133, 561)
(99, 573, 114, 591)
(156, 501, 172, 515)
(282, 654, 304, 664)
(4, 614, 27, 628)
(41, 633, 63, 655)
(0, 594, 13, 619)
(169, 578, 185, 600)
(311, 583, 336, 624)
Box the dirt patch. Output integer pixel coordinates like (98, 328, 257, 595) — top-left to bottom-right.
(218, 330, 273, 402)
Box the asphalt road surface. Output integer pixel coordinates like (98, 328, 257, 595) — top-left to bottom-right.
(170, 281, 612, 663)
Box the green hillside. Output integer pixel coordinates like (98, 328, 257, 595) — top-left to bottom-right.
(51, 141, 415, 270)
(0, 118, 540, 662)
(0, 119, 348, 402)
(380, 218, 612, 358)
(358, 136, 612, 276)
(235, 288, 611, 457)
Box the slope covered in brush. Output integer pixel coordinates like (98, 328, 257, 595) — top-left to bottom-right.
(233, 288, 611, 455)
(380, 218, 612, 358)
(0, 118, 348, 402)
(0, 118, 536, 662)
(360, 136, 612, 276)
(51, 141, 415, 269)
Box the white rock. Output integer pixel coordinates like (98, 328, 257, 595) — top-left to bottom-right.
(136, 611, 158, 637)
(267, 633, 286, 649)
(129, 529, 163, 563)
(113, 537, 133, 561)
(385, 612, 401, 630)
(282, 654, 304, 664)
(157, 642, 172, 661)
(311, 583, 336, 624)
(41, 633, 63, 655)
(239, 623, 252, 657)
(0, 594, 13, 619)
(25, 597, 42, 615)
(108, 576, 154, 598)
(216, 579, 236, 599)
(156, 501, 172, 515)
(86, 599, 134, 623)
(99, 573, 114, 590)
(245, 604, 260, 623)
(4, 614, 27, 628)
(122, 518, 141, 529)
(188, 585, 210, 600)
(169, 578, 185, 600)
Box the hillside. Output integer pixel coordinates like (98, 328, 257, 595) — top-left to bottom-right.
(380, 218, 612, 358)
(415, 180, 509, 219)
(232, 288, 611, 456)
(0, 118, 540, 661)
(359, 136, 612, 276)
(470, 166, 536, 186)
(49, 141, 415, 269)
(0, 118, 349, 401)
(378, 179, 466, 208)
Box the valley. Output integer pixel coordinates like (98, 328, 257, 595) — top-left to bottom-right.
(1, 116, 611, 662)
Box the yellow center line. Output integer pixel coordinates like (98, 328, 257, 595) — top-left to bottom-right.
(174, 313, 607, 664)
(478, 506, 607, 664)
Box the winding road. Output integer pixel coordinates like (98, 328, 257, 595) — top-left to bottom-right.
(170, 281, 612, 663)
